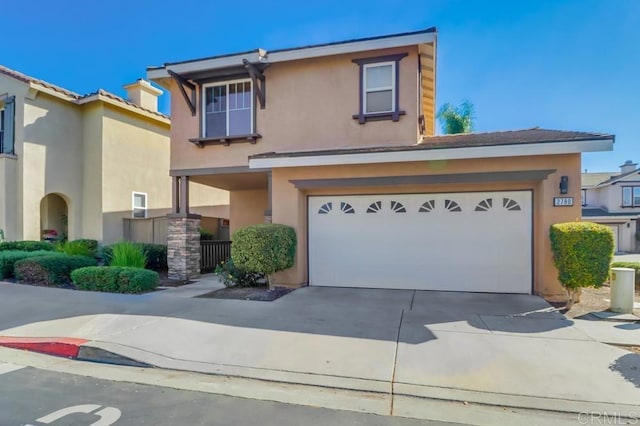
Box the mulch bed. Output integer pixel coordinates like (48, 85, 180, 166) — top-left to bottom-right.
(197, 286, 294, 302)
(557, 284, 640, 320)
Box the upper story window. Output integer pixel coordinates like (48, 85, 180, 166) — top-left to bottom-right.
(363, 62, 395, 114)
(352, 53, 408, 124)
(132, 192, 147, 218)
(581, 189, 587, 206)
(622, 186, 640, 207)
(203, 80, 253, 138)
(0, 96, 15, 155)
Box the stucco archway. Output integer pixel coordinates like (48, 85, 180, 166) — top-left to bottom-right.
(40, 193, 68, 241)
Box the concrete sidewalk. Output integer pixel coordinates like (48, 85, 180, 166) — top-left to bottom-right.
(0, 279, 639, 420)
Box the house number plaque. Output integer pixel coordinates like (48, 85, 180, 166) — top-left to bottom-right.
(553, 197, 574, 207)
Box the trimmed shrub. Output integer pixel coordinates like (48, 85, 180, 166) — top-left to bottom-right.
(140, 244, 167, 271)
(108, 241, 147, 268)
(214, 258, 265, 288)
(610, 262, 640, 286)
(231, 224, 296, 284)
(103, 243, 167, 271)
(14, 254, 97, 287)
(71, 266, 159, 293)
(0, 250, 54, 279)
(550, 222, 614, 305)
(54, 239, 97, 257)
(0, 241, 54, 252)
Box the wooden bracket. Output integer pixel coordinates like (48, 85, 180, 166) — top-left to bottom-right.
(168, 70, 197, 116)
(242, 59, 266, 109)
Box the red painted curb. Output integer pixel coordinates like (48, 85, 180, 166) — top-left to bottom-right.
(0, 336, 88, 359)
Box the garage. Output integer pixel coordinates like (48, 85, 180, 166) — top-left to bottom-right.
(308, 191, 532, 293)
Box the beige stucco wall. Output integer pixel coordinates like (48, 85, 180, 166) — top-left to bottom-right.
(269, 154, 582, 300)
(100, 105, 172, 243)
(229, 189, 268, 236)
(0, 72, 228, 244)
(22, 93, 84, 241)
(169, 46, 420, 172)
(0, 74, 28, 241)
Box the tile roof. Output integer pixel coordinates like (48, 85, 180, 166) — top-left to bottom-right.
(0, 64, 168, 119)
(582, 172, 618, 187)
(0, 64, 80, 98)
(417, 128, 613, 149)
(592, 168, 640, 187)
(251, 128, 614, 159)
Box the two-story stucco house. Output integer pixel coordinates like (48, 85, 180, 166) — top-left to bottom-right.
(582, 160, 640, 253)
(0, 65, 228, 244)
(148, 28, 614, 301)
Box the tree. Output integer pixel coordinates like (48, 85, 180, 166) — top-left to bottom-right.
(436, 100, 475, 134)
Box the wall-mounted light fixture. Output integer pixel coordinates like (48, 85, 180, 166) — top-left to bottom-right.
(559, 176, 569, 194)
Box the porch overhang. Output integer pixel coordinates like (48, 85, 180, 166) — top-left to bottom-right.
(172, 166, 270, 191)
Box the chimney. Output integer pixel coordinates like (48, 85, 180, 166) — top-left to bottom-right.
(619, 160, 638, 175)
(123, 79, 162, 112)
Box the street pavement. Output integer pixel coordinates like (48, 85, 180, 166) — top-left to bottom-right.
(0, 362, 448, 426)
(0, 278, 639, 424)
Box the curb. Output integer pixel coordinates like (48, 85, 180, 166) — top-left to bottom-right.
(0, 336, 151, 367)
(0, 337, 87, 358)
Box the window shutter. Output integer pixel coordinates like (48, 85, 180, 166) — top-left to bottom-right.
(2, 96, 15, 154)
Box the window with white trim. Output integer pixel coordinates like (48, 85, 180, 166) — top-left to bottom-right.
(622, 186, 640, 207)
(203, 80, 253, 138)
(132, 192, 147, 218)
(581, 189, 587, 206)
(363, 62, 395, 114)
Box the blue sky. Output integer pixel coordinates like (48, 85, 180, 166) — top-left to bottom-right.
(2, 0, 638, 172)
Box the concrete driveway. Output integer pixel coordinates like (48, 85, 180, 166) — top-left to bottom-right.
(0, 281, 639, 418)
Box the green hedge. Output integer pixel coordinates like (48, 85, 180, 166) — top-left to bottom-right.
(71, 266, 159, 293)
(15, 254, 97, 287)
(0, 250, 54, 279)
(550, 222, 614, 291)
(103, 243, 167, 271)
(0, 241, 54, 252)
(232, 224, 296, 276)
(610, 262, 640, 285)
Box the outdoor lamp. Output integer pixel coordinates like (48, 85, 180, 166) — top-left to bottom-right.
(559, 176, 569, 194)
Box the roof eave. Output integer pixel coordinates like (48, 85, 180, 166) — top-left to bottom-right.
(77, 93, 170, 124)
(147, 30, 436, 81)
(249, 138, 614, 169)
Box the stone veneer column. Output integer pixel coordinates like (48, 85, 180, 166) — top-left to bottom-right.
(167, 213, 201, 280)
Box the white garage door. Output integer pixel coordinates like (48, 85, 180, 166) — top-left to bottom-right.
(308, 191, 532, 293)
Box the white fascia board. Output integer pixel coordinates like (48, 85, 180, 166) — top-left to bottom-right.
(581, 216, 637, 221)
(147, 32, 436, 80)
(249, 138, 614, 169)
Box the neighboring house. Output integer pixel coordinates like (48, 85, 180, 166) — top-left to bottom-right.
(582, 160, 640, 253)
(0, 65, 228, 244)
(147, 28, 613, 300)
